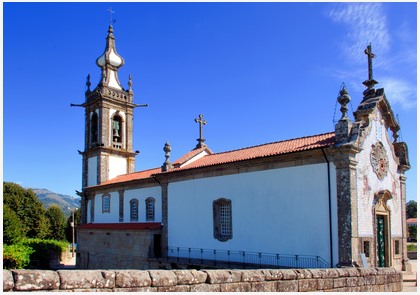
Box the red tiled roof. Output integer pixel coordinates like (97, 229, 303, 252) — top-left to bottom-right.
(97, 167, 162, 186)
(78, 222, 162, 230)
(407, 218, 417, 223)
(174, 132, 336, 171)
(89, 132, 335, 188)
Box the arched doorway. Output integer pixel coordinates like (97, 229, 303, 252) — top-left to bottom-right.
(373, 190, 392, 267)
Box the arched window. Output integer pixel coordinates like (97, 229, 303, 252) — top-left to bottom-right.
(111, 113, 122, 148)
(91, 112, 98, 145)
(102, 193, 111, 213)
(130, 199, 139, 222)
(145, 197, 155, 221)
(213, 198, 232, 242)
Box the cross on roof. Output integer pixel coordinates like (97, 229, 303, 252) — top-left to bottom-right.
(362, 43, 378, 97)
(195, 114, 207, 148)
(365, 43, 375, 81)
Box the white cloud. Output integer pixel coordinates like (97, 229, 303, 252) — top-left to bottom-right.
(379, 78, 417, 110)
(328, 3, 390, 64)
(326, 3, 416, 111)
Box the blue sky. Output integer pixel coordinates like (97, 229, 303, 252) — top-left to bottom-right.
(3, 2, 417, 202)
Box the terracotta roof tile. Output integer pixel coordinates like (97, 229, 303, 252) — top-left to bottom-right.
(172, 132, 335, 171)
(95, 167, 162, 186)
(89, 132, 335, 188)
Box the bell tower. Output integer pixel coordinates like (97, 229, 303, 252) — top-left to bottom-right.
(75, 25, 138, 188)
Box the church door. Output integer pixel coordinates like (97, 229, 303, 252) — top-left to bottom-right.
(373, 191, 392, 268)
(376, 215, 386, 267)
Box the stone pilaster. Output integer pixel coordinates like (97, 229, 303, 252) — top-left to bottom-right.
(335, 119, 353, 144)
(119, 190, 124, 222)
(90, 194, 95, 223)
(82, 154, 88, 189)
(125, 111, 133, 152)
(118, 190, 124, 222)
(399, 175, 411, 271)
(333, 149, 359, 267)
(98, 152, 109, 184)
(80, 194, 88, 224)
(161, 181, 169, 256)
(127, 157, 135, 174)
(100, 107, 110, 148)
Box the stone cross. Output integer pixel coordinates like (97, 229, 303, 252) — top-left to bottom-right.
(362, 43, 378, 97)
(365, 44, 375, 81)
(195, 114, 207, 148)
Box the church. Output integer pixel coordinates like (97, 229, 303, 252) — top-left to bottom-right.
(74, 25, 411, 271)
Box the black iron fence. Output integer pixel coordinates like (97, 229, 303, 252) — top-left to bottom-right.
(156, 247, 330, 269)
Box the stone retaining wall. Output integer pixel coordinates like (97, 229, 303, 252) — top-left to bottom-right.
(3, 267, 402, 292)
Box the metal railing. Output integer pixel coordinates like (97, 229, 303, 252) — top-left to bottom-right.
(156, 247, 330, 269)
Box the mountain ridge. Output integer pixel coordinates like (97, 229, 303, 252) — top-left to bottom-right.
(29, 188, 80, 217)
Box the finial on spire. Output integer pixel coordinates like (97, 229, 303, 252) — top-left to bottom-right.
(86, 74, 91, 92)
(337, 84, 351, 120)
(362, 43, 378, 98)
(162, 142, 173, 172)
(194, 114, 207, 149)
(128, 74, 133, 92)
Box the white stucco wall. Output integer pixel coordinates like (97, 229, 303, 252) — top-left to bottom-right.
(108, 156, 127, 180)
(124, 186, 162, 222)
(87, 156, 98, 187)
(94, 191, 120, 223)
(91, 186, 162, 223)
(356, 109, 402, 237)
(168, 162, 338, 266)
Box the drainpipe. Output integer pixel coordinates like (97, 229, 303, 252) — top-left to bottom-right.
(322, 148, 334, 268)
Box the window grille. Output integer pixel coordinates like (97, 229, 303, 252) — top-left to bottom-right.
(145, 197, 155, 221)
(102, 194, 110, 213)
(213, 198, 232, 241)
(130, 199, 139, 221)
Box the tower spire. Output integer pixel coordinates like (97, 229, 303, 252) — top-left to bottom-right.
(96, 25, 125, 90)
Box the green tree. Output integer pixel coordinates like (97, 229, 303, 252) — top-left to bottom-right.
(45, 205, 66, 241)
(3, 204, 24, 245)
(406, 200, 417, 218)
(3, 182, 50, 239)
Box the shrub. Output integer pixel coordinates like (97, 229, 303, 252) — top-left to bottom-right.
(3, 244, 34, 269)
(21, 238, 68, 269)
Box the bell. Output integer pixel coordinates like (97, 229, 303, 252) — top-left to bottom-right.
(113, 129, 120, 138)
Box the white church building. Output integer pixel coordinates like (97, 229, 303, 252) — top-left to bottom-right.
(74, 25, 411, 271)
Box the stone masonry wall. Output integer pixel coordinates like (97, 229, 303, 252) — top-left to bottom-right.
(3, 267, 402, 292)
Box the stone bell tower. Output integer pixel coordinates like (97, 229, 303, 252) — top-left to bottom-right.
(74, 25, 138, 189)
